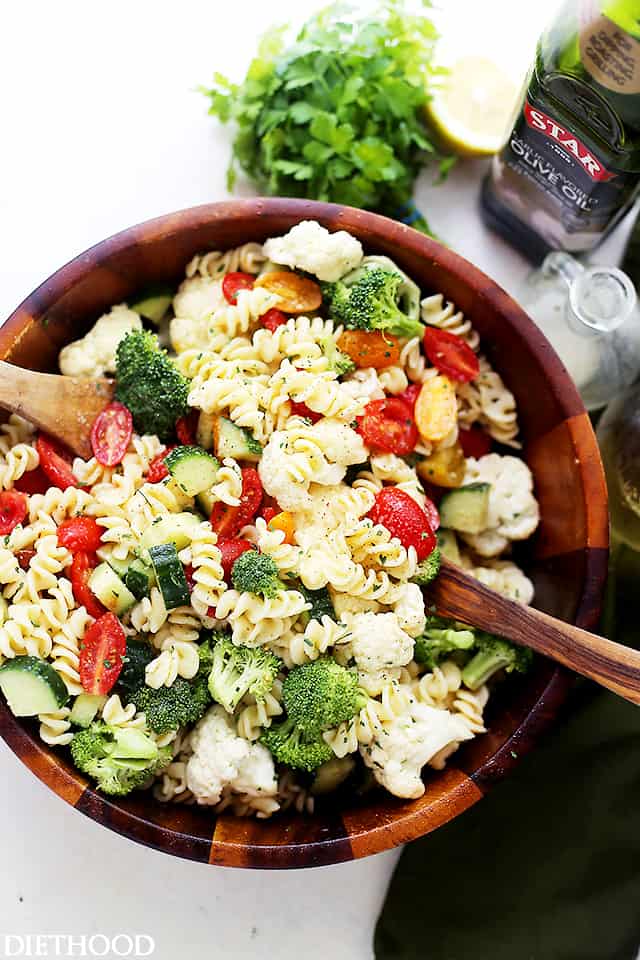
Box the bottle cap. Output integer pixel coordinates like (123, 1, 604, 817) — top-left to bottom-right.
(570, 266, 636, 333)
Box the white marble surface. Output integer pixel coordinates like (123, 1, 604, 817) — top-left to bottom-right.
(0, 1, 634, 958)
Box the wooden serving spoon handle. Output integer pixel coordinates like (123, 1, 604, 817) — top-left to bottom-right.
(426, 558, 640, 706)
(0, 360, 114, 460)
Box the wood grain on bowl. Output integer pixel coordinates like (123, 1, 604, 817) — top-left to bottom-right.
(0, 199, 609, 868)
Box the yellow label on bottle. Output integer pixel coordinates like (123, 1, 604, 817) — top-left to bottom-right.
(580, 12, 640, 93)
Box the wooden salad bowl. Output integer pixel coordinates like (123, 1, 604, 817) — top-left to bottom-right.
(0, 199, 609, 868)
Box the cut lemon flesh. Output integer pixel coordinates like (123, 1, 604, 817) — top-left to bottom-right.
(426, 56, 519, 157)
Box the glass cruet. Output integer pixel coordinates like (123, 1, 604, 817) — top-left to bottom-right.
(520, 251, 640, 410)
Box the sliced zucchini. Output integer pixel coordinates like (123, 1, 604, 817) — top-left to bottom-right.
(213, 416, 262, 462)
(196, 411, 216, 450)
(110, 727, 158, 761)
(131, 286, 173, 325)
(140, 511, 200, 553)
(439, 483, 491, 535)
(105, 554, 130, 579)
(148, 543, 190, 609)
(0, 657, 69, 717)
(196, 489, 216, 518)
(436, 528, 461, 565)
(124, 559, 155, 600)
(311, 756, 356, 795)
(88, 563, 136, 615)
(69, 693, 106, 728)
(117, 639, 155, 697)
(165, 446, 220, 497)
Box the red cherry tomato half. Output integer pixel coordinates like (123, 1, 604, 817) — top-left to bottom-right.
(421, 496, 440, 532)
(357, 398, 418, 456)
(14, 466, 50, 495)
(175, 411, 198, 446)
(0, 491, 27, 534)
(210, 467, 263, 539)
(222, 272, 255, 304)
(70, 551, 106, 620)
(397, 383, 421, 409)
(218, 538, 254, 582)
(79, 611, 127, 696)
(289, 400, 322, 423)
(261, 308, 288, 333)
(422, 328, 480, 383)
(367, 487, 437, 561)
(16, 549, 35, 570)
(183, 564, 195, 593)
(57, 516, 103, 553)
(147, 445, 176, 483)
(36, 434, 77, 490)
(458, 426, 493, 459)
(90, 402, 133, 467)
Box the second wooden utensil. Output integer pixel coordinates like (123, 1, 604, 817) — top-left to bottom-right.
(0, 360, 114, 460)
(427, 558, 640, 706)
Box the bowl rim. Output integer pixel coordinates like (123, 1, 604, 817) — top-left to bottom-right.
(0, 198, 609, 868)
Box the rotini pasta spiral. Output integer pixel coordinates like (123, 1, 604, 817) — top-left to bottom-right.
(189, 521, 226, 620)
(51, 606, 93, 695)
(38, 708, 73, 746)
(0, 443, 39, 490)
(185, 242, 267, 280)
(421, 293, 480, 350)
(236, 679, 284, 741)
(267, 360, 366, 422)
(208, 287, 277, 339)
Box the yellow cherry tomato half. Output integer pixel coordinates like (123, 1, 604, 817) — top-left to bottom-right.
(416, 442, 466, 488)
(414, 375, 458, 443)
(337, 330, 401, 369)
(254, 271, 322, 315)
(267, 510, 296, 544)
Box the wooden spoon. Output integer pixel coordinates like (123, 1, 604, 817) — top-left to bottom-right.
(0, 360, 114, 460)
(426, 558, 640, 705)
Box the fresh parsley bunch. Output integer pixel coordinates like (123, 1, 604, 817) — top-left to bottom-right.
(203, 1, 449, 229)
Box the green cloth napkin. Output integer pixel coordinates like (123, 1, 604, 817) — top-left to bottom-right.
(375, 544, 640, 960)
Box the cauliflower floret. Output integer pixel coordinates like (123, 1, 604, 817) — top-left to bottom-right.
(461, 454, 540, 557)
(170, 277, 226, 353)
(461, 553, 534, 604)
(258, 420, 367, 512)
(392, 582, 427, 638)
(344, 611, 414, 673)
(186, 705, 278, 806)
(173, 275, 225, 323)
(361, 700, 473, 799)
(341, 367, 385, 402)
(263, 220, 363, 282)
(59, 304, 141, 379)
(329, 589, 382, 620)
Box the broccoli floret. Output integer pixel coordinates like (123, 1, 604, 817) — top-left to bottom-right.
(321, 269, 424, 339)
(115, 329, 189, 440)
(318, 334, 355, 377)
(413, 615, 476, 670)
(461, 634, 533, 690)
(260, 717, 333, 772)
(283, 658, 366, 738)
(297, 584, 335, 625)
(129, 669, 211, 734)
(231, 549, 284, 598)
(208, 635, 280, 713)
(70, 722, 171, 796)
(412, 547, 441, 585)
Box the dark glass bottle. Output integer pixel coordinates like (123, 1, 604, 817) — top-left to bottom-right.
(481, 0, 640, 262)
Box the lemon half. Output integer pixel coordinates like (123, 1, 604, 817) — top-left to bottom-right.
(426, 56, 519, 157)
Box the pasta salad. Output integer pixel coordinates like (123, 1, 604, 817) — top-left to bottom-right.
(0, 221, 539, 816)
